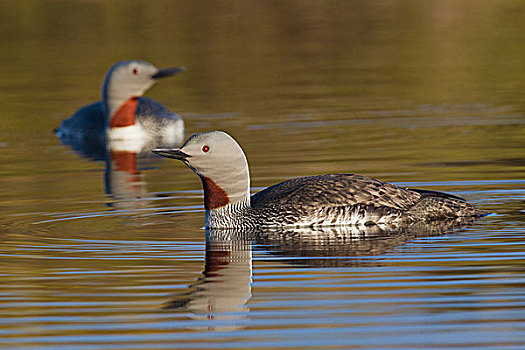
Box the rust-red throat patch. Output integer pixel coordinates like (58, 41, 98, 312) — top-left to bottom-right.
(110, 97, 139, 128)
(200, 176, 230, 210)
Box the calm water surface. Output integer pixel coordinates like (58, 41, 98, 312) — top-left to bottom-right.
(0, 1, 524, 349)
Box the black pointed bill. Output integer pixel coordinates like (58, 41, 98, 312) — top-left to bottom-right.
(152, 148, 191, 160)
(151, 66, 186, 79)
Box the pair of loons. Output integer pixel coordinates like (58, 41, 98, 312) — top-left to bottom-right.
(57, 60, 486, 229)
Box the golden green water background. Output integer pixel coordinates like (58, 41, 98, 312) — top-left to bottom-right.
(0, 1, 524, 348)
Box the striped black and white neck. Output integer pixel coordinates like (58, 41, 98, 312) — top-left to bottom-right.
(153, 131, 486, 229)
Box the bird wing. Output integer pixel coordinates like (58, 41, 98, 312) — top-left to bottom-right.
(407, 188, 466, 202)
(136, 97, 180, 121)
(251, 174, 420, 211)
(135, 97, 182, 136)
(57, 101, 106, 135)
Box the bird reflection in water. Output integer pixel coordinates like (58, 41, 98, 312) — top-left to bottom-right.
(164, 218, 477, 329)
(164, 235, 253, 331)
(56, 126, 183, 209)
(104, 148, 148, 209)
(57, 136, 181, 210)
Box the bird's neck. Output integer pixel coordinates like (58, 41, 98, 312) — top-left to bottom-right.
(205, 200, 251, 229)
(200, 176, 251, 209)
(199, 170, 251, 228)
(108, 97, 139, 128)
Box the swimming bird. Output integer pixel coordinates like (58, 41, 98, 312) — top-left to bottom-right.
(55, 60, 186, 148)
(153, 131, 486, 228)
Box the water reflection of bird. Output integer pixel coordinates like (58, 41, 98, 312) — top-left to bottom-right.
(164, 235, 252, 331)
(104, 149, 152, 210)
(55, 60, 186, 155)
(153, 131, 486, 229)
(164, 220, 473, 328)
(256, 218, 479, 267)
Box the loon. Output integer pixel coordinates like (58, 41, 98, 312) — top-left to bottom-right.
(153, 131, 486, 229)
(55, 60, 186, 147)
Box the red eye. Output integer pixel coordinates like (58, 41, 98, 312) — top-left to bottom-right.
(132, 68, 139, 75)
(202, 145, 209, 153)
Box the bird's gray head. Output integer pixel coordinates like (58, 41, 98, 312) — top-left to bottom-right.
(101, 60, 185, 120)
(153, 131, 251, 210)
